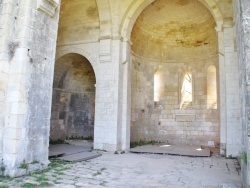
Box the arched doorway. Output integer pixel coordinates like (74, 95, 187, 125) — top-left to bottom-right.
(50, 53, 96, 142)
(130, 0, 220, 146)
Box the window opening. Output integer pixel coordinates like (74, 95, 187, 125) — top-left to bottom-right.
(207, 66, 217, 109)
(180, 73, 192, 109)
(154, 73, 160, 102)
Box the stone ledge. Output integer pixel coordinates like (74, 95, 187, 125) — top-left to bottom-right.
(37, 0, 60, 17)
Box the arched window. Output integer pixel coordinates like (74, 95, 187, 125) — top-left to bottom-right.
(180, 73, 192, 109)
(154, 71, 160, 102)
(207, 66, 217, 109)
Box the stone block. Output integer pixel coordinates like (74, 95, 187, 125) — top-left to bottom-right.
(11, 102, 27, 115)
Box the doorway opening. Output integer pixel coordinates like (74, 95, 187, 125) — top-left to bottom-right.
(50, 53, 96, 142)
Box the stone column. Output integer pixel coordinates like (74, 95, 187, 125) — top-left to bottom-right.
(120, 38, 131, 151)
(94, 38, 123, 151)
(94, 36, 131, 151)
(234, 0, 250, 186)
(0, 0, 16, 166)
(223, 22, 241, 157)
(216, 27, 227, 155)
(217, 20, 241, 156)
(1, 0, 60, 176)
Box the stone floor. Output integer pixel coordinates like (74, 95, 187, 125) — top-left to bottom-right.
(130, 144, 210, 157)
(0, 152, 242, 188)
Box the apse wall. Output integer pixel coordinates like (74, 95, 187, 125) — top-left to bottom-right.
(130, 0, 220, 146)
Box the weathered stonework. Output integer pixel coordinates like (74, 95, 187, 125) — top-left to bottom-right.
(37, 0, 60, 17)
(0, 0, 248, 184)
(50, 54, 96, 140)
(130, 0, 221, 147)
(235, 0, 250, 186)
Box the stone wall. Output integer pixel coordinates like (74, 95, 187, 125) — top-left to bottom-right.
(57, 0, 100, 46)
(234, 0, 250, 186)
(0, 0, 60, 176)
(130, 0, 220, 146)
(0, 0, 245, 177)
(131, 55, 220, 145)
(0, 0, 14, 165)
(50, 54, 96, 140)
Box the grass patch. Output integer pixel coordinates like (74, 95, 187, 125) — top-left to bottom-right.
(57, 172, 64, 175)
(241, 152, 248, 165)
(1, 166, 5, 176)
(19, 162, 29, 170)
(15, 179, 23, 183)
(36, 175, 48, 182)
(30, 161, 39, 164)
(49, 139, 65, 145)
(23, 158, 73, 178)
(39, 181, 50, 186)
(0, 185, 9, 188)
(20, 183, 37, 188)
(0, 176, 14, 182)
(130, 140, 157, 148)
(66, 136, 93, 141)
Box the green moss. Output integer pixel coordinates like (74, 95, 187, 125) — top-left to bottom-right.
(0, 176, 13, 182)
(31, 161, 39, 164)
(0, 185, 9, 188)
(49, 139, 65, 145)
(36, 175, 48, 182)
(19, 161, 29, 170)
(20, 183, 37, 188)
(130, 140, 157, 148)
(66, 136, 93, 141)
(241, 152, 247, 165)
(39, 181, 50, 186)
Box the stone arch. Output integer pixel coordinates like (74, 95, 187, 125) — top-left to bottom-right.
(56, 48, 98, 76)
(203, 59, 219, 71)
(128, 0, 222, 147)
(120, 0, 223, 39)
(96, 0, 112, 38)
(52, 49, 98, 141)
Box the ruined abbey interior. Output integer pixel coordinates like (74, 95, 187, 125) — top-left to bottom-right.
(1, 0, 250, 186)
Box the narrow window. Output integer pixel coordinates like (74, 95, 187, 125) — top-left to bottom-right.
(154, 72, 160, 102)
(180, 73, 192, 109)
(207, 66, 217, 109)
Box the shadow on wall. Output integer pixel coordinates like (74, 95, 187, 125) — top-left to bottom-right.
(50, 53, 96, 141)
